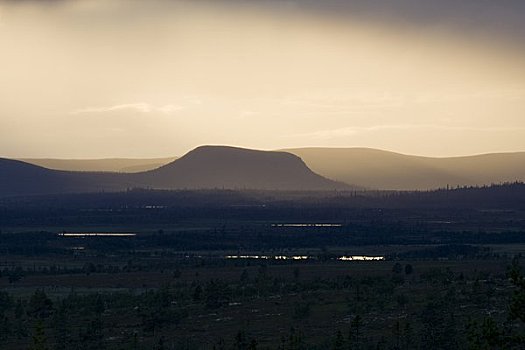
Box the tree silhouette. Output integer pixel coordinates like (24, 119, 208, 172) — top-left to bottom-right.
(27, 290, 53, 319)
(349, 315, 362, 349)
(509, 258, 525, 323)
(29, 320, 48, 350)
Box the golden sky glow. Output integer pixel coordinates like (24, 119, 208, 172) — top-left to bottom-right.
(1, 0, 525, 158)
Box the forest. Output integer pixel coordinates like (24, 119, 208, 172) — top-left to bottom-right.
(0, 184, 524, 349)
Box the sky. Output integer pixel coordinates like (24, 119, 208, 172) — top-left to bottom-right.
(1, 0, 525, 158)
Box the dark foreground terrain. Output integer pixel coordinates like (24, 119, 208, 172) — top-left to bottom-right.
(0, 184, 524, 349)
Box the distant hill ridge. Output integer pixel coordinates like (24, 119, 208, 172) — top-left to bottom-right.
(11, 146, 525, 192)
(0, 146, 346, 197)
(284, 148, 525, 190)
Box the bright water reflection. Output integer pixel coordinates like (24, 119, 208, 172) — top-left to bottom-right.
(226, 255, 309, 260)
(271, 223, 342, 227)
(225, 255, 384, 261)
(338, 256, 384, 261)
(58, 233, 136, 237)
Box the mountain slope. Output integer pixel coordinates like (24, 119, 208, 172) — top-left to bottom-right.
(0, 158, 65, 197)
(0, 158, 132, 197)
(20, 157, 177, 173)
(138, 146, 347, 190)
(284, 148, 525, 190)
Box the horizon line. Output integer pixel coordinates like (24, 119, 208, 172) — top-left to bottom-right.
(5, 144, 525, 161)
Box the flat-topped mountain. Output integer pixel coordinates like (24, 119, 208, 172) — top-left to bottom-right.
(0, 146, 346, 197)
(285, 148, 525, 190)
(137, 146, 346, 190)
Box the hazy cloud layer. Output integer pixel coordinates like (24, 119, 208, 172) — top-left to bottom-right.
(71, 103, 184, 115)
(295, 125, 525, 140)
(242, 0, 525, 36)
(0, 0, 524, 157)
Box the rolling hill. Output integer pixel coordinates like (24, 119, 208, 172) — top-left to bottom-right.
(284, 148, 525, 190)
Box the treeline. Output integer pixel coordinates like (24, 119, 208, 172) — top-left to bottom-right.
(2, 182, 525, 212)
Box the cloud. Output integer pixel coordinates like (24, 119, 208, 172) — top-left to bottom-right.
(71, 103, 184, 115)
(294, 124, 525, 140)
(239, 110, 259, 119)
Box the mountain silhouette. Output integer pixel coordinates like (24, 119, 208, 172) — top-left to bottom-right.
(284, 148, 525, 190)
(136, 146, 346, 190)
(9, 146, 525, 194)
(0, 146, 346, 197)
